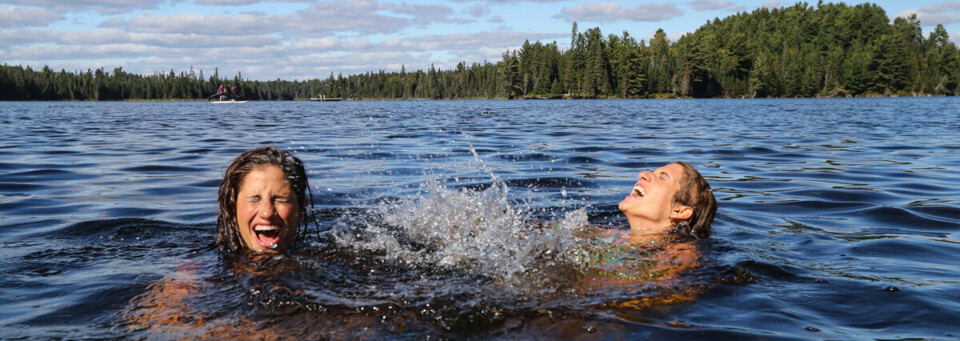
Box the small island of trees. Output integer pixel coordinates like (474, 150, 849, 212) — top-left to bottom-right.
(1, 2, 958, 101)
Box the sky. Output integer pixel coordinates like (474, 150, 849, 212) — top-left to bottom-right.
(2, 0, 959, 81)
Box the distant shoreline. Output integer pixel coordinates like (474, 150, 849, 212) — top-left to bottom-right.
(2, 92, 955, 102)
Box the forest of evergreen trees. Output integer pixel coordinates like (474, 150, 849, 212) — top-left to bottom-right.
(2, 2, 958, 101)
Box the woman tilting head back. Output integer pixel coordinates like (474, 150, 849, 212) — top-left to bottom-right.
(216, 146, 313, 253)
(618, 161, 717, 241)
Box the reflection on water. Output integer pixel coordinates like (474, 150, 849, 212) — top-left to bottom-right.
(1, 98, 959, 339)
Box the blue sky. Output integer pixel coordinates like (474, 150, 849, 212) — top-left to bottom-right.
(2, 0, 959, 81)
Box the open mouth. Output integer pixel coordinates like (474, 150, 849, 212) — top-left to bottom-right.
(253, 224, 282, 249)
(631, 185, 646, 197)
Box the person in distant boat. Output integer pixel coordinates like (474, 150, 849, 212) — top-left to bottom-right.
(217, 84, 226, 101)
(215, 146, 316, 253)
(230, 86, 237, 97)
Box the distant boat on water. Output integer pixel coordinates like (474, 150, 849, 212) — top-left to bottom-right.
(209, 85, 246, 103)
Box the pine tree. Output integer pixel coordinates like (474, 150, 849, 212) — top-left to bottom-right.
(498, 51, 521, 99)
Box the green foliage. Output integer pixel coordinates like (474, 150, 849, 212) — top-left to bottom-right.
(498, 51, 521, 99)
(2, 2, 958, 100)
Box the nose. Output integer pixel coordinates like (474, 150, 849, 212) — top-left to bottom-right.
(638, 171, 652, 182)
(258, 201, 277, 218)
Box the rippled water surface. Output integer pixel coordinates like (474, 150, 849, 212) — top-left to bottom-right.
(2, 98, 959, 339)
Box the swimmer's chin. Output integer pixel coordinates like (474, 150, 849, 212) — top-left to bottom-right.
(618, 194, 640, 208)
(251, 223, 285, 252)
(244, 244, 285, 255)
(252, 246, 283, 253)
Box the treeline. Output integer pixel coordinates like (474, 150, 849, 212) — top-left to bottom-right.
(1, 2, 958, 101)
(0, 66, 323, 101)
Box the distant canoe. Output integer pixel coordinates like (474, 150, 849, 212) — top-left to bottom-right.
(211, 100, 248, 104)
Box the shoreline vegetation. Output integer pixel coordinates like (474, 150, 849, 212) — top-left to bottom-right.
(1, 2, 958, 102)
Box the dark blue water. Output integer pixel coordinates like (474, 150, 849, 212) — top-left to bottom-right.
(2, 98, 959, 339)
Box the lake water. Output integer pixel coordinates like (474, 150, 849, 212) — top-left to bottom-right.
(1, 98, 958, 339)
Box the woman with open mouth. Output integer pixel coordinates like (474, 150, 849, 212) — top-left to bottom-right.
(216, 146, 314, 253)
(570, 161, 723, 307)
(618, 161, 717, 242)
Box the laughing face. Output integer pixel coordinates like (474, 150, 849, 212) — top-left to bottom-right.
(235, 165, 300, 253)
(618, 163, 692, 233)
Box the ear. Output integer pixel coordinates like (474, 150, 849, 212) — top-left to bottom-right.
(670, 203, 693, 222)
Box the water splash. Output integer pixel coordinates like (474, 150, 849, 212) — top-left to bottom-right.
(335, 142, 590, 288)
(340, 180, 589, 284)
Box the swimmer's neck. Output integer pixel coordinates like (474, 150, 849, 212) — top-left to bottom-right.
(626, 229, 670, 241)
(625, 216, 673, 237)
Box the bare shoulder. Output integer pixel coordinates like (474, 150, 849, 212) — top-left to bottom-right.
(662, 241, 700, 265)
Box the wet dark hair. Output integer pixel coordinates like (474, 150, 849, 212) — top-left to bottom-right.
(216, 146, 315, 253)
(671, 161, 717, 240)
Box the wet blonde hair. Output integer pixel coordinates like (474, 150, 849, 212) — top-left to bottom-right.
(672, 161, 717, 240)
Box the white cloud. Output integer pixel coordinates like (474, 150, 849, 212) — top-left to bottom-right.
(0, 28, 58, 48)
(231, 50, 436, 79)
(554, 2, 683, 22)
(102, 13, 276, 36)
(287, 30, 565, 55)
(0, 5, 63, 28)
(389, 3, 472, 25)
(381, 31, 566, 53)
(2, 28, 284, 63)
(896, 2, 960, 26)
(449, 0, 566, 2)
(290, 31, 560, 71)
(555, 2, 621, 22)
(619, 3, 684, 21)
(289, 37, 345, 50)
(7, 43, 186, 61)
(762, 0, 781, 9)
(390, 3, 451, 16)
(195, 0, 261, 5)
(468, 4, 489, 17)
(689, 0, 735, 11)
(99, 0, 431, 37)
(3, 0, 166, 15)
(281, 0, 410, 34)
(61, 28, 283, 48)
(194, 0, 313, 3)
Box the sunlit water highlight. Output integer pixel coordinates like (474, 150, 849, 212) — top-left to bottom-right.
(1, 98, 959, 339)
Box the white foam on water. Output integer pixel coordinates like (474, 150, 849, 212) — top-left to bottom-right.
(341, 180, 588, 283)
(335, 140, 590, 287)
